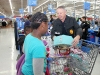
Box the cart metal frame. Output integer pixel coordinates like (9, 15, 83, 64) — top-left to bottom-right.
(49, 40, 100, 75)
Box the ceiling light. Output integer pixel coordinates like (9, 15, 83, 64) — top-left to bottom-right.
(24, 10, 28, 12)
(0, 12, 6, 17)
(9, 0, 14, 15)
(25, 6, 28, 10)
(34, 0, 50, 10)
(0, 12, 6, 16)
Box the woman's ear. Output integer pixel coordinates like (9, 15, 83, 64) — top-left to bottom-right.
(39, 23, 44, 30)
(41, 22, 45, 29)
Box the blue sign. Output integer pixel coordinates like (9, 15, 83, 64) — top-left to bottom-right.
(27, 0, 37, 6)
(84, 2, 90, 10)
(19, 9, 24, 14)
(0, 16, 5, 18)
(48, 5, 52, 11)
(51, 9, 56, 14)
(44, 11, 46, 14)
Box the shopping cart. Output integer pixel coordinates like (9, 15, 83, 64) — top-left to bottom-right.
(48, 40, 100, 75)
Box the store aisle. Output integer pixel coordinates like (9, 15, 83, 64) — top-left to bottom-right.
(0, 28, 19, 75)
(0, 28, 100, 75)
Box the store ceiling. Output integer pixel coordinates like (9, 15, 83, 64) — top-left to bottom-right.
(0, 0, 100, 17)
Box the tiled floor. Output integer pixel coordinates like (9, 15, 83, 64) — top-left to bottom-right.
(0, 27, 19, 75)
(0, 27, 100, 75)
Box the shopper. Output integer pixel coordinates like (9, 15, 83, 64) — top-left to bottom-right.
(50, 15, 57, 30)
(18, 25, 31, 50)
(24, 15, 32, 28)
(94, 21, 98, 30)
(50, 15, 54, 23)
(80, 16, 90, 40)
(51, 6, 82, 46)
(17, 25, 31, 60)
(97, 28, 100, 37)
(2, 20, 7, 27)
(21, 12, 48, 75)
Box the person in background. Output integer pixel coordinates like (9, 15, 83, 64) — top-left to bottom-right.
(51, 6, 82, 46)
(76, 18, 80, 22)
(50, 15, 54, 23)
(24, 15, 32, 28)
(52, 15, 57, 20)
(97, 28, 100, 37)
(2, 20, 7, 27)
(17, 25, 31, 60)
(94, 21, 98, 30)
(97, 28, 100, 54)
(22, 12, 48, 75)
(76, 18, 82, 26)
(10, 20, 12, 27)
(80, 16, 90, 40)
(50, 15, 57, 30)
(50, 15, 57, 23)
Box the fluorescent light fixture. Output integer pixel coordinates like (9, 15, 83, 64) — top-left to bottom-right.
(75, 4, 83, 7)
(34, 0, 50, 10)
(25, 6, 28, 10)
(0, 12, 6, 17)
(9, 0, 14, 15)
(55, 0, 84, 2)
(24, 10, 28, 12)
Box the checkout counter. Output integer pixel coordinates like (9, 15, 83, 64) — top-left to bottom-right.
(87, 27, 100, 44)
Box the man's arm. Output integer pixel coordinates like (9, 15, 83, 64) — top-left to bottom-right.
(72, 18, 83, 46)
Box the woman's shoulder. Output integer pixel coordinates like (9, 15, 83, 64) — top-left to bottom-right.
(25, 34, 43, 45)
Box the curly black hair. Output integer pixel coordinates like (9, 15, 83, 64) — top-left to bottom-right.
(27, 15, 32, 19)
(30, 12, 48, 29)
(24, 25, 31, 34)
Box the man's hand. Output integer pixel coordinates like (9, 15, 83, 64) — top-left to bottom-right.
(72, 35, 80, 47)
(51, 36, 56, 41)
(83, 29, 85, 32)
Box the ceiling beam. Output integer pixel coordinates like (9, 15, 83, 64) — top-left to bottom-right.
(9, 0, 14, 15)
(34, 0, 50, 10)
(0, 5, 7, 16)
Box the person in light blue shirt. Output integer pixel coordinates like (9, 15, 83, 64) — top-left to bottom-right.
(22, 12, 48, 75)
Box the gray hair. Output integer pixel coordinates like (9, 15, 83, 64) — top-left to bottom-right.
(57, 6, 66, 10)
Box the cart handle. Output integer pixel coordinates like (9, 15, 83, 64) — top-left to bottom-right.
(82, 40, 100, 46)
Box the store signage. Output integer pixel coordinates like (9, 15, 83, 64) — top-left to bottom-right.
(19, 9, 24, 14)
(84, 2, 90, 10)
(48, 5, 52, 11)
(0, 16, 5, 18)
(51, 9, 56, 14)
(44, 11, 46, 14)
(27, 0, 37, 6)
